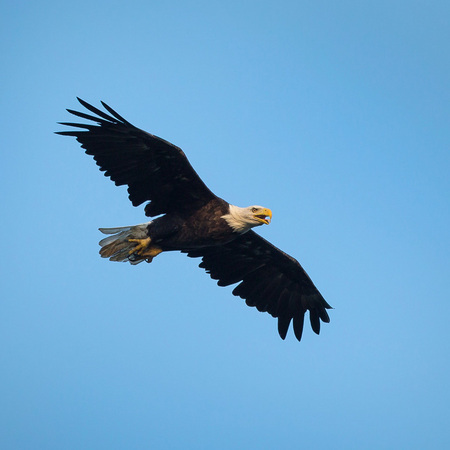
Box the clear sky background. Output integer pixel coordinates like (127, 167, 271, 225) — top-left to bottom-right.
(1, 1, 449, 449)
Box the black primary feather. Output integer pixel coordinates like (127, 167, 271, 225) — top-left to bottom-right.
(56, 98, 216, 216)
(185, 231, 331, 341)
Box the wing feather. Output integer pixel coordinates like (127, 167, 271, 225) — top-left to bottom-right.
(185, 230, 331, 341)
(56, 98, 216, 216)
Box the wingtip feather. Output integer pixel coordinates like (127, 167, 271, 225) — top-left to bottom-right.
(277, 315, 292, 340)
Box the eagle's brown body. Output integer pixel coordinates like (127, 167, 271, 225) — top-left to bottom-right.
(148, 197, 234, 250)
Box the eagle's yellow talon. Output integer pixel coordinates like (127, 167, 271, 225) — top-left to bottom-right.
(128, 237, 151, 255)
(128, 237, 162, 259)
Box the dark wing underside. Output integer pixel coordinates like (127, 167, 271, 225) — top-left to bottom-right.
(184, 230, 331, 341)
(56, 98, 216, 216)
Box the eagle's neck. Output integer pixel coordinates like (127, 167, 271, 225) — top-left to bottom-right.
(221, 204, 253, 234)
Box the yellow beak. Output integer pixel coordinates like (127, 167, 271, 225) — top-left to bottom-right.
(254, 208, 272, 225)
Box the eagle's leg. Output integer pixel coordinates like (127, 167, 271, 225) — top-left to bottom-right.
(128, 238, 163, 261)
(128, 237, 151, 255)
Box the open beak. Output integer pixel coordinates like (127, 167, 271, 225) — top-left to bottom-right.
(254, 208, 272, 225)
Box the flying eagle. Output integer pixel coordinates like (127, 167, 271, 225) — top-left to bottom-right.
(57, 98, 331, 341)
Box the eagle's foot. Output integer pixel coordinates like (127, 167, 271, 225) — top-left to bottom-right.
(128, 237, 163, 261)
(128, 237, 152, 256)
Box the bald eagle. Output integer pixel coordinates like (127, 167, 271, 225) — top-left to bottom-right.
(57, 98, 331, 341)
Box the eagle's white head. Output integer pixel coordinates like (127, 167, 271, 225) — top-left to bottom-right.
(222, 205, 272, 233)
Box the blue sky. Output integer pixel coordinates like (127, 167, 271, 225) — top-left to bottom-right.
(1, 1, 449, 448)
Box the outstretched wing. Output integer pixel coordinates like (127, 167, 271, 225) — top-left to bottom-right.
(185, 230, 331, 341)
(56, 98, 216, 217)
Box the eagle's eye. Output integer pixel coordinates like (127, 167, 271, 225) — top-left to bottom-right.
(251, 207, 258, 213)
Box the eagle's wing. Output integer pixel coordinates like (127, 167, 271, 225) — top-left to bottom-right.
(185, 230, 331, 341)
(56, 98, 216, 217)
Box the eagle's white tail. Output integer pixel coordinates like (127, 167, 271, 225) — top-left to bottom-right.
(99, 222, 151, 265)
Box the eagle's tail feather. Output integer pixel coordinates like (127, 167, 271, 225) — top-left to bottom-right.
(98, 222, 152, 264)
